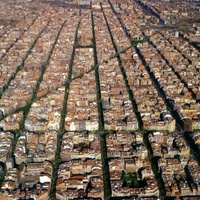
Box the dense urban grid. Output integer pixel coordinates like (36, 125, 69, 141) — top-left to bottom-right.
(0, 0, 200, 199)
